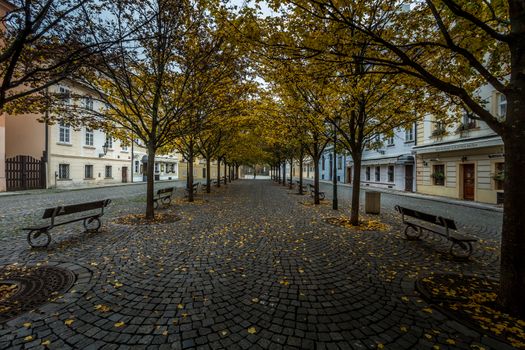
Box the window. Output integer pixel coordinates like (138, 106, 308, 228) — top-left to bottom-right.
(322, 156, 325, 170)
(386, 136, 394, 146)
(375, 166, 380, 182)
(85, 165, 94, 179)
(59, 122, 70, 143)
(59, 87, 71, 105)
(155, 163, 159, 173)
(405, 125, 414, 142)
(105, 165, 112, 178)
(337, 156, 342, 170)
(494, 162, 504, 190)
(105, 136, 113, 149)
(58, 164, 70, 179)
(85, 128, 94, 146)
(134, 161, 139, 173)
(461, 112, 477, 129)
(388, 166, 394, 182)
(432, 164, 445, 186)
(84, 97, 94, 111)
(366, 167, 371, 181)
(498, 94, 507, 118)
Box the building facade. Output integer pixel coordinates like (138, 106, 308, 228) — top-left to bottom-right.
(414, 85, 505, 204)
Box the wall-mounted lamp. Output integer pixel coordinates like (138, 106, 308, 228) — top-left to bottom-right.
(99, 141, 109, 158)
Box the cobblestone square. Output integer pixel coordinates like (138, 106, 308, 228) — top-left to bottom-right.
(0, 180, 510, 349)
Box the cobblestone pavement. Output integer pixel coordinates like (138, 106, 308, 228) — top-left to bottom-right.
(0, 180, 508, 349)
(308, 180, 503, 241)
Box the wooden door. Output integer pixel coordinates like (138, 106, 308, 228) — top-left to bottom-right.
(346, 167, 352, 184)
(122, 167, 128, 183)
(463, 164, 475, 200)
(404, 165, 413, 192)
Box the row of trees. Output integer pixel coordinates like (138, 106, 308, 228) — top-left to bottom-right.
(231, 0, 525, 318)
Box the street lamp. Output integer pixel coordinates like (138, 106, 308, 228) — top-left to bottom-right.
(332, 116, 341, 210)
(99, 140, 109, 158)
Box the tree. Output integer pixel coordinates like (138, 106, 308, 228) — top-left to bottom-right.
(78, 0, 199, 219)
(0, 0, 115, 113)
(268, 0, 525, 317)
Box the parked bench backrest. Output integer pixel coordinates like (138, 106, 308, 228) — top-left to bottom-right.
(395, 205, 457, 230)
(157, 187, 174, 195)
(42, 199, 111, 219)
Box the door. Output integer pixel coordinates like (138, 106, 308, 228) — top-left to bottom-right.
(404, 165, 414, 192)
(346, 166, 352, 184)
(122, 167, 128, 183)
(463, 164, 475, 200)
(5, 155, 45, 191)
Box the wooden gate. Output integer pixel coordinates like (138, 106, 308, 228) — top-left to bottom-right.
(5, 155, 46, 191)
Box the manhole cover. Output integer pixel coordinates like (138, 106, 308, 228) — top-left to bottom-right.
(0, 265, 76, 323)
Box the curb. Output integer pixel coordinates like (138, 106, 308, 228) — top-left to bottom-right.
(293, 178, 503, 213)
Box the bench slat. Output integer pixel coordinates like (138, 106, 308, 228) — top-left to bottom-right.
(42, 199, 110, 219)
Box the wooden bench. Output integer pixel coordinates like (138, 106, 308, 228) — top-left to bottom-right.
(153, 187, 174, 209)
(395, 205, 477, 258)
(22, 199, 111, 248)
(307, 183, 325, 200)
(295, 180, 307, 193)
(185, 182, 200, 196)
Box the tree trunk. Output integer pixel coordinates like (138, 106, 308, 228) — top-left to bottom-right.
(206, 156, 211, 193)
(350, 151, 362, 225)
(145, 144, 156, 220)
(498, 110, 525, 318)
(333, 143, 338, 210)
(299, 150, 304, 195)
(229, 166, 232, 182)
(223, 162, 227, 185)
(236, 165, 239, 179)
(288, 158, 293, 189)
(278, 163, 281, 183)
(217, 159, 221, 188)
(282, 162, 286, 187)
(188, 149, 194, 202)
(313, 156, 320, 205)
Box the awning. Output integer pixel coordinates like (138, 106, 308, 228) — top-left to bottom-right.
(395, 155, 415, 165)
(141, 155, 148, 163)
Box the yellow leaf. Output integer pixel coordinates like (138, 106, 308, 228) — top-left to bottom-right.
(24, 336, 33, 341)
(64, 319, 74, 326)
(162, 331, 168, 336)
(401, 296, 409, 302)
(377, 343, 384, 349)
(446, 339, 456, 345)
(114, 321, 125, 328)
(23, 322, 32, 328)
(422, 307, 433, 313)
(251, 298, 259, 303)
(94, 304, 111, 312)
(247, 326, 257, 334)
(400, 326, 408, 332)
(114, 282, 123, 288)
(177, 304, 184, 309)
(41, 340, 51, 346)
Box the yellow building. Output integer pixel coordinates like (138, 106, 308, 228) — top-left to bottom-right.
(414, 85, 505, 204)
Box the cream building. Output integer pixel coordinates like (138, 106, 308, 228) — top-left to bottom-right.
(414, 84, 505, 204)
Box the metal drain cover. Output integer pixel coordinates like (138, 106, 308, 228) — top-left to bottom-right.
(0, 265, 76, 323)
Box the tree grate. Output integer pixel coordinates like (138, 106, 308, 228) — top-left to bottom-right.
(0, 265, 76, 324)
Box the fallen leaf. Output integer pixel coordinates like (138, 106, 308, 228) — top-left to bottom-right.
(64, 319, 74, 326)
(114, 321, 125, 328)
(23, 322, 32, 328)
(41, 340, 51, 346)
(247, 326, 257, 334)
(24, 336, 33, 341)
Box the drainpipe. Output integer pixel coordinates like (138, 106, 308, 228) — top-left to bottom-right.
(44, 87, 49, 189)
(130, 133, 134, 183)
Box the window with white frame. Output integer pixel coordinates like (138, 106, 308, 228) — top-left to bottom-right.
(84, 97, 94, 110)
(105, 136, 113, 149)
(121, 142, 128, 152)
(386, 135, 395, 146)
(59, 87, 71, 105)
(366, 167, 371, 181)
(59, 122, 70, 143)
(462, 112, 477, 129)
(134, 161, 139, 173)
(58, 164, 70, 179)
(498, 94, 507, 118)
(105, 165, 112, 178)
(85, 128, 94, 146)
(337, 156, 342, 170)
(405, 125, 414, 142)
(375, 166, 380, 182)
(388, 165, 394, 182)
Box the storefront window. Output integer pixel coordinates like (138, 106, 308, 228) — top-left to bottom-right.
(494, 162, 504, 190)
(432, 164, 445, 186)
